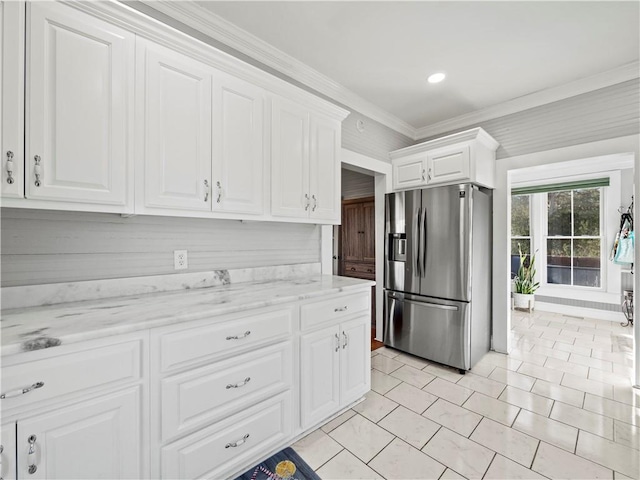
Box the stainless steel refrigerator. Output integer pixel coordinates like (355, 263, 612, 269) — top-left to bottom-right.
(383, 183, 492, 372)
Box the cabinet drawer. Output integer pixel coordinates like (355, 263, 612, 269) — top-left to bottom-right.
(301, 291, 369, 331)
(158, 307, 293, 373)
(161, 391, 292, 480)
(344, 262, 375, 278)
(1, 339, 142, 411)
(161, 342, 292, 442)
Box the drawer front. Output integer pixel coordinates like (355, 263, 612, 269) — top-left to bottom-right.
(1, 339, 142, 411)
(161, 391, 292, 480)
(161, 342, 293, 442)
(343, 262, 375, 280)
(301, 291, 369, 331)
(158, 307, 293, 373)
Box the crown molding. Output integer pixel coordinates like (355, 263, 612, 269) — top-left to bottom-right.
(415, 61, 640, 140)
(139, 0, 417, 139)
(135, 1, 639, 142)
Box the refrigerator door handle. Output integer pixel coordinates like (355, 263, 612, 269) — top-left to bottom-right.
(415, 207, 422, 277)
(421, 206, 428, 276)
(405, 298, 459, 311)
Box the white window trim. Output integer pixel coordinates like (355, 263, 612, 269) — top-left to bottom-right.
(513, 169, 623, 304)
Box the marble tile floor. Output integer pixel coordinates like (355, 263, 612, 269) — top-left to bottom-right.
(293, 310, 638, 479)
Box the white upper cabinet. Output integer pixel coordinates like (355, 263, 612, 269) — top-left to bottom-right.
(1, 1, 25, 199)
(212, 72, 266, 215)
(271, 96, 310, 219)
(271, 95, 343, 224)
(309, 115, 341, 223)
(136, 39, 212, 212)
(390, 128, 499, 190)
(26, 2, 134, 210)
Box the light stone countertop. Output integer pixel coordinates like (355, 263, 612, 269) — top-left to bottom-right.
(1, 275, 374, 357)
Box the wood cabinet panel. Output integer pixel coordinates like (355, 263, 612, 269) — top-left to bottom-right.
(341, 197, 376, 276)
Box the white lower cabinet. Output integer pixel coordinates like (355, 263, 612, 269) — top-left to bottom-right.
(161, 391, 292, 479)
(0, 332, 148, 480)
(16, 387, 143, 479)
(300, 295, 371, 429)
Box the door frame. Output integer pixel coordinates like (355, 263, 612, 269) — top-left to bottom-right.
(321, 149, 392, 341)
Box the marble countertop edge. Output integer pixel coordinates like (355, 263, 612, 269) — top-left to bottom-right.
(1, 275, 375, 358)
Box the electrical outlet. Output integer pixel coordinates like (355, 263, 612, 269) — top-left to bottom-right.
(174, 250, 188, 270)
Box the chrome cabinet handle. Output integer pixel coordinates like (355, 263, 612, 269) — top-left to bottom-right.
(226, 330, 251, 340)
(216, 181, 222, 203)
(312, 194, 317, 211)
(27, 435, 37, 475)
(427, 168, 432, 181)
(225, 433, 249, 449)
(33, 155, 42, 187)
(5, 151, 14, 184)
(1, 381, 44, 399)
(204, 180, 210, 202)
(421, 169, 426, 181)
(304, 193, 310, 211)
(334, 333, 340, 352)
(226, 377, 251, 389)
(342, 331, 348, 349)
(334, 306, 348, 312)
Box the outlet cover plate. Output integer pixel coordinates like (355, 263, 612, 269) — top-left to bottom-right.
(174, 250, 188, 270)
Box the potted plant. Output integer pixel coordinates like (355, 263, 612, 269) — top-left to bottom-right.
(513, 245, 539, 311)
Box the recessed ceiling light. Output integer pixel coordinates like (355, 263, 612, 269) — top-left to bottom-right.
(427, 72, 446, 84)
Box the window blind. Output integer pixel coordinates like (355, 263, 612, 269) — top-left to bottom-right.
(511, 178, 610, 196)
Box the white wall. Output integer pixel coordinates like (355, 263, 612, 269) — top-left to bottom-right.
(1, 208, 321, 287)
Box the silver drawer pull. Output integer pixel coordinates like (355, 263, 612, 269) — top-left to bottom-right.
(334, 306, 348, 312)
(6, 151, 14, 184)
(226, 377, 251, 389)
(27, 435, 37, 475)
(225, 433, 249, 449)
(1, 381, 44, 399)
(226, 331, 251, 340)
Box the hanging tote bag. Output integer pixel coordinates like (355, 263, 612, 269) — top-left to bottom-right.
(613, 230, 634, 265)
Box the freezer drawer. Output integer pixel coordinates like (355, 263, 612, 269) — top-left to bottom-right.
(383, 290, 470, 370)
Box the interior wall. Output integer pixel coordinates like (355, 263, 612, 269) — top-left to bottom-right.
(342, 169, 375, 200)
(125, 1, 413, 162)
(0, 208, 321, 287)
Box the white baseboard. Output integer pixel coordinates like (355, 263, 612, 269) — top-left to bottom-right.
(535, 301, 626, 322)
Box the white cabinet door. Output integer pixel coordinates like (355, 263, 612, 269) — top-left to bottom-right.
(26, 2, 133, 209)
(16, 387, 142, 480)
(138, 39, 212, 212)
(392, 154, 427, 190)
(309, 115, 340, 223)
(271, 96, 310, 219)
(1, 422, 16, 480)
(1, 1, 24, 199)
(212, 72, 265, 215)
(426, 145, 470, 185)
(340, 317, 370, 405)
(300, 325, 340, 429)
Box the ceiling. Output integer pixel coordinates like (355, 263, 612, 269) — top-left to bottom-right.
(195, 1, 639, 131)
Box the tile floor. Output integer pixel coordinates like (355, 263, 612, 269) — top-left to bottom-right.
(293, 310, 639, 479)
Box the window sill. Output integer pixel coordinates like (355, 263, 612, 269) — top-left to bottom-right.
(536, 286, 620, 304)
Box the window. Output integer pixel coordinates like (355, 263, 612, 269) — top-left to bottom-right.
(546, 187, 602, 288)
(510, 194, 531, 278)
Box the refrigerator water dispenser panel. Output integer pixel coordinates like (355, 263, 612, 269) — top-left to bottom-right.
(389, 234, 406, 262)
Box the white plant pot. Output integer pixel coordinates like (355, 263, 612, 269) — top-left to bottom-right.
(513, 292, 535, 311)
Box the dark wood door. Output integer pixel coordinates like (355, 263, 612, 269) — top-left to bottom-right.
(342, 203, 362, 262)
(362, 201, 375, 263)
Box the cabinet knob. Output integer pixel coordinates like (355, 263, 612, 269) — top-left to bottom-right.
(5, 151, 14, 185)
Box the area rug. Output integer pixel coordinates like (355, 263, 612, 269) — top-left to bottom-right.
(234, 447, 321, 480)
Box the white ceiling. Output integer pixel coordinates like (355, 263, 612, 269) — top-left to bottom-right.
(195, 1, 639, 130)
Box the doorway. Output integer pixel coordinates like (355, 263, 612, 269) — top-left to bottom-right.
(335, 167, 383, 350)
